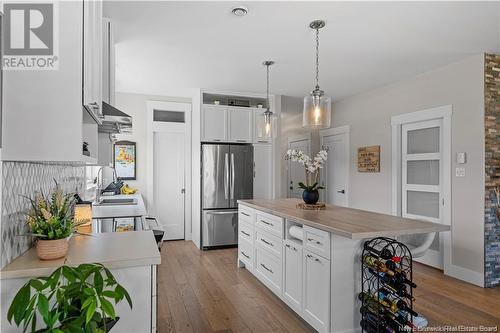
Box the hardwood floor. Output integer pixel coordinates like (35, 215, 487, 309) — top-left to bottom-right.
(158, 241, 500, 333)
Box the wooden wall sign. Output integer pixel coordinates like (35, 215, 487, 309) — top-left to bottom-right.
(358, 146, 380, 172)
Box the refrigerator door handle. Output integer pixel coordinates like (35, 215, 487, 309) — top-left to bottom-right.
(230, 153, 235, 200)
(224, 153, 229, 199)
(206, 210, 238, 215)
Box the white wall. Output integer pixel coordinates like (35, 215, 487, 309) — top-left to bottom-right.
(278, 96, 320, 197)
(331, 54, 485, 282)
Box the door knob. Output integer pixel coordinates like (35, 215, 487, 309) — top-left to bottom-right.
(337, 189, 345, 194)
(181, 188, 185, 194)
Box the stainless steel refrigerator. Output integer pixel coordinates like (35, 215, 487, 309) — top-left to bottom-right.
(201, 143, 253, 248)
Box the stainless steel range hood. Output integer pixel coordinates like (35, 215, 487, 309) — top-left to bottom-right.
(98, 101, 132, 134)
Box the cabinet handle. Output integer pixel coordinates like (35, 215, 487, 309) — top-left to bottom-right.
(260, 220, 273, 227)
(241, 251, 250, 259)
(213, 139, 221, 142)
(241, 212, 250, 217)
(236, 140, 247, 143)
(241, 230, 250, 237)
(285, 244, 298, 251)
(307, 237, 322, 245)
(260, 238, 273, 247)
(257, 140, 268, 143)
(306, 254, 321, 262)
(285, 244, 291, 248)
(260, 263, 273, 273)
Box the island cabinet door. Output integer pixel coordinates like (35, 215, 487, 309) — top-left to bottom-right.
(283, 241, 303, 314)
(302, 250, 331, 333)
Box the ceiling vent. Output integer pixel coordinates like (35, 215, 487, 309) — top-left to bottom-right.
(231, 6, 248, 17)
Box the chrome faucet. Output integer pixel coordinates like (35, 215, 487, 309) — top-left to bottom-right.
(96, 166, 118, 203)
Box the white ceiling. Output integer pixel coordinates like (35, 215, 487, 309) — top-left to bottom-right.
(104, 1, 500, 100)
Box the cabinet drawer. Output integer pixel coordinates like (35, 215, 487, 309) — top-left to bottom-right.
(239, 220, 253, 243)
(304, 225, 331, 259)
(256, 246, 282, 295)
(238, 237, 254, 268)
(238, 205, 254, 224)
(255, 230, 282, 258)
(255, 211, 283, 237)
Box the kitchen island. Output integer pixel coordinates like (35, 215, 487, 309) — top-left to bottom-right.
(1, 206, 160, 333)
(237, 198, 450, 333)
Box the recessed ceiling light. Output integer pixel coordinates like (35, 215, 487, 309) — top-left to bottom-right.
(231, 6, 248, 17)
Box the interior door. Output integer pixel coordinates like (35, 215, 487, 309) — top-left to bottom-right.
(154, 131, 185, 240)
(402, 119, 444, 268)
(229, 145, 254, 207)
(288, 138, 310, 198)
(321, 133, 348, 207)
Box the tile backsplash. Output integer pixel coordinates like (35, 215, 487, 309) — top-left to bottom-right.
(1, 161, 85, 269)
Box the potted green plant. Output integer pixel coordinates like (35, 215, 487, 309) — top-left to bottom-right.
(285, 149, 328, 205)
(7, 263, 132, 333)
(25, 183, 82, 260)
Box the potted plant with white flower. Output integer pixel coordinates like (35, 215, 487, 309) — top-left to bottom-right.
(285, 149, 328, 205)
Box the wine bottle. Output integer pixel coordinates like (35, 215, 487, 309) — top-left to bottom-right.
(363, 243, 393, 259)
(380, 285, 414, 301)
(363, 255, 396, 275)
(393, 271, 417, 289)
(368, 267, 417, 290)
(359, 292, 418, 319)
(361, 305, 416, 329)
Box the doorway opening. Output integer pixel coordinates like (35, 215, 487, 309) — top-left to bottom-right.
(147, 101, 192, 241)
(287, 134, 311, 199)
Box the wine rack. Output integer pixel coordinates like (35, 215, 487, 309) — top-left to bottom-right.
(360, 237, 416, 332)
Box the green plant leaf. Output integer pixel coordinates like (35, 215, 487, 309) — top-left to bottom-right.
(38, 293, 50, 325)
(62, 266, 76, 283)
(100, 297, 116, 319)
(8, 283, 30, 325)
(93, 271, 103, 293)
(101, 290, 116, 299)
(116, 285, 132, 309)
(85, 299, 96, 324)
(30, 279, 44, 291)
(83, 288, 94, 296)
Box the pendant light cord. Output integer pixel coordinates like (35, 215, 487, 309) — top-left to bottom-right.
(266, 64, 270, 111)
(315, 27, 320, 89)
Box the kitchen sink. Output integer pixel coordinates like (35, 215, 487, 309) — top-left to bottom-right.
(95, 197, 138, 206)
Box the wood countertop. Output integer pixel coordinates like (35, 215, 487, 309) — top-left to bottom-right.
(238, 198, 450, 239)
(1, 231, 161, 280)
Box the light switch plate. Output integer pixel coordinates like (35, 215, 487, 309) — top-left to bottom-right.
(455, 167, 466, 177)
(456, 152, 467, 164)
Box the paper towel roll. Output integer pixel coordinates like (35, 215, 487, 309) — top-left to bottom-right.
(289, 225, 304, 240)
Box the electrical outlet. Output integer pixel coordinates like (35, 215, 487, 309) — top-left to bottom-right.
(455, 167, 466, 177)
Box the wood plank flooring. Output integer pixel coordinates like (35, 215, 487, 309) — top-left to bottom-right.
(158, 241, 500, 333)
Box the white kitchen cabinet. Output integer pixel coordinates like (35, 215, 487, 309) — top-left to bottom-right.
(303, 249, 331, 332)
(2, 1, 87, 162)
(253, 108, 272, 144)
(283, 240, 303, 314)
(253, 144, 273, 199)
(83, 0, 103, 120)
(201, 106, 227, 142)
(228, 107, 253, 143)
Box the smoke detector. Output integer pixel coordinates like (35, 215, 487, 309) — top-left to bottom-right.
(231, 6, 248, 17)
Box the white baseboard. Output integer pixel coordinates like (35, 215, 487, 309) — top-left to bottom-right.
(445, 264, 484, 287)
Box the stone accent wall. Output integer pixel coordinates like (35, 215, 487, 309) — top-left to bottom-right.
(0, 162, 85, 268)
(484, 53, 500, 287)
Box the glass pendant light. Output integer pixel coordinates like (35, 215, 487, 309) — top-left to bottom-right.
(303, 20, 331, 128)
(260, 60, 274, 139)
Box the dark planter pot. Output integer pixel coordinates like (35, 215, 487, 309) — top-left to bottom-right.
(302, 189, 319, 205)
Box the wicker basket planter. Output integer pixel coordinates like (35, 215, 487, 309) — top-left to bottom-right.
(36, 238, 69, 260)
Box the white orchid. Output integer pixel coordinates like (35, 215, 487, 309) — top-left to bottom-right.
(285, 149, 328, 190)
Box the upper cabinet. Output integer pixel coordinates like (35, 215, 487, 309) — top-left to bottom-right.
(102, 18, 115, 105)
(228, 108, 253, 143)
(83, 0, 103, 122)
(202, 106, 227, 142)
(2, 1, 103, 162)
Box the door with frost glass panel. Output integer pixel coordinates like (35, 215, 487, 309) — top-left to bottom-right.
(402, 119, 444, 269)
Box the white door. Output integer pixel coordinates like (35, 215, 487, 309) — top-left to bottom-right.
(228, 107, 253, 143)
(321, 132, 348, 207)
(202, 106, 227, 142)
(287, 138, 310, 198)
(303, 250, 330, 332)
(154, 129, 185, 240)
(402, 119, 444, 268)
(253, 144, 273, 199)
(283, 241, 302, 313)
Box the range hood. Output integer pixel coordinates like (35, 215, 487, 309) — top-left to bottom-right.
(98, 101, 132, 134)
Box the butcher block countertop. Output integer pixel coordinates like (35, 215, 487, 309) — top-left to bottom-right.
(238, 198, 450, 239)
(1, 231, 161, 280)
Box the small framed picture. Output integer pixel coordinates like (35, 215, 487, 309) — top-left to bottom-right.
(113, 141, 136, 180)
